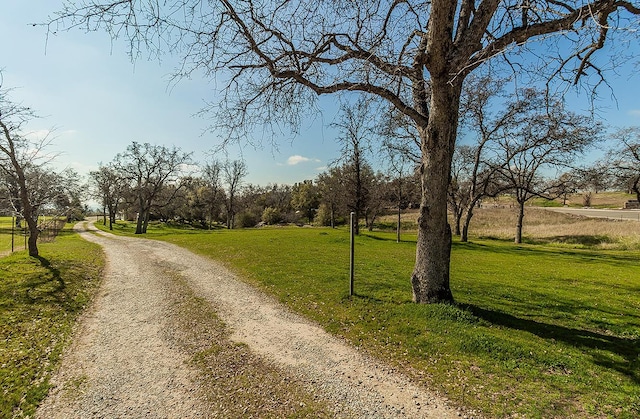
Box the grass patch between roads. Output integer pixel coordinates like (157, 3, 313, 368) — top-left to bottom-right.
(102, 220, 640, 418)
(164, 272, 332, 417)
(0, 226, 104, 418)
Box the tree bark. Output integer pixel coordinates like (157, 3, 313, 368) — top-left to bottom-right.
(515, 200, 525, 244)
(24, 210, 39, 257)
(461, 207, 473, 243)
(453, 211, 462, 237)
(411, 80, 460, 304)
(135, 198, 145, 234)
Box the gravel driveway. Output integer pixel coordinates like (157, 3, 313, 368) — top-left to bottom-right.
(37, 221, 458, 418)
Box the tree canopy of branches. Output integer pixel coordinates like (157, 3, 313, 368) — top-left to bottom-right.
(0, 87, 75, 256)
(90, 163, 128, 230)
(332, 99, 376, 235)
(490, 89, 603, 243)
(51, 1, 640, 303)
(605, 127, 640, 202)
(114, 142, 191, 234)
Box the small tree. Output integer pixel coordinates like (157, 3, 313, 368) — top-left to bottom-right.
(90, 163, 127, 230)
(316, 167, 345, 228)
(0, 88, 66, 257)
(332, 99, 375, 235)
(223, 159, 248, 229)
(291, 180, 319, 224)
(202, 159, 224, 229)
(491, 90, 603, 243)
(606, 127, 640, 202)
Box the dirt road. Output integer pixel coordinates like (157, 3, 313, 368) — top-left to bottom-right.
(37, 221, 458, 418)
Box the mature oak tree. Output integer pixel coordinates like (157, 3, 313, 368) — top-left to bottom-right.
(51, 1, 640, 303)
(114, 142, 191, 234)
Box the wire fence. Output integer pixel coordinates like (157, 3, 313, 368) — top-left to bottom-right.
(5, 216, 68, 253)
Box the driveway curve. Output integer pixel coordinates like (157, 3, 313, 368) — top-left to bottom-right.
(37, 221, 458, 418)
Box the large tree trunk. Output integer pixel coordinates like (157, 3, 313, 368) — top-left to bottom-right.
(135, 200, 145, 234)
(24, 212, 39, 257)
(142, 210, 150, 233)
(411, 80, 460, 304)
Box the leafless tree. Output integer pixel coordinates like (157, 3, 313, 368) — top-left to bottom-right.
(114, 142, 191, 234)
(50, 1, 640, 303)
(452, 74, 528, 242)
(0, 87, 68, 256)
(90, 163, 128, 230)
(490, 90, 604, 243)
(605, 127, 640, 202)
(202, 159, 224, 229)
(332, 99, 375, 235)
(223, 159, 247, 229)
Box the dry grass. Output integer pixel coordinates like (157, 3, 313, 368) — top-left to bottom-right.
(469, 207, 640, 249)
(561, 191, 636, 208)
(379, 205, 640, 249)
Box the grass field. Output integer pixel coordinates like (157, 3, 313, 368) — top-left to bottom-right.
(99, 215, 640, 419)
(0, 225, 104, 418)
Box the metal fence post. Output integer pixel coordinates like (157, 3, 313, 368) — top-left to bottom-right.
(350, 211, 355, 297)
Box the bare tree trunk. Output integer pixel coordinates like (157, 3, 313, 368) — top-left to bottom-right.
(142, 210, 150, 233)
(24, 212, 39, 257)
(411, 82, 459, 304)
(461, 207, 474, 243)
(453, 210, 462, 236)
(135, 212, 144, 234)
(515, 201, 525, 244)
(330, 205, 335, 229)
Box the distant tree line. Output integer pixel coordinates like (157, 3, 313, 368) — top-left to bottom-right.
(89, 86, 640, 246)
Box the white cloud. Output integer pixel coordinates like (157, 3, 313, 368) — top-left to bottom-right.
(24, 129, 53, 142)
(287, 155, 320, 165)
(629, 109, 640, 118)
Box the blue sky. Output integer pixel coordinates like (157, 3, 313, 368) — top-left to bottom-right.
(1, 0, 338, 187)
(1, 1, 639, 190)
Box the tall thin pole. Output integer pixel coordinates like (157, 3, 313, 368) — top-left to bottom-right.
(350, 211, 355, 297)
(11, 216, 14, 253)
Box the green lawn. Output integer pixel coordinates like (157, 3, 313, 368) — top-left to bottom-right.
(100, 221, 640, 418)
(0, 216, 25, 254)
(0, 226, 104, 418)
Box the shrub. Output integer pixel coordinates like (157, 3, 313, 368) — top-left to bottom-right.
(261, 207, 283, 225)
(236, 211, 259, 228)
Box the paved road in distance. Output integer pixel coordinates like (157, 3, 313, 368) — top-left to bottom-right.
(545, 207, 640, 221)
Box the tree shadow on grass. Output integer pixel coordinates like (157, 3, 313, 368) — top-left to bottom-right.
(23, 256, 66, 304)
(463, 304, 640, 384)
(456, 239, 640, 266)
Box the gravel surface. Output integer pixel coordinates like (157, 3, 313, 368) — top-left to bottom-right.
(37, 221, 459, 418)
